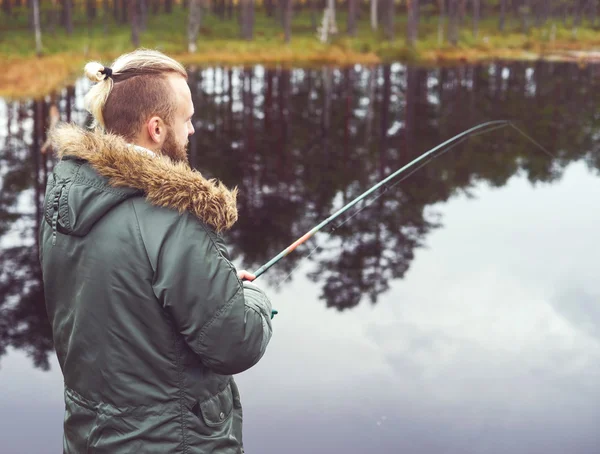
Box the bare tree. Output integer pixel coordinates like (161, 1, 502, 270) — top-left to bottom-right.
(32, 0, 42, 56)
(348, 0, 357, 36)
(241, 0, 254, 40)
(2, 0, 11, 15)
(407, 0, 419, 47)
(103, 0, 110, 35)
(384, 0, 394, 40)
(62, 0, 73, 35)
(86, 0, 97, 20)
(130, 0, 140, 47)
(448, 0, 459, 45)
(371, 0, 377, 31)
(499, 0, 507, 31)
(188, 0, 202, 52)
(282, 0, 292, 42)
(140, 0, 148, 31)
(521, 0, 531, 33)
(473, 0, 480, 39)
(438, 0, 445, 44)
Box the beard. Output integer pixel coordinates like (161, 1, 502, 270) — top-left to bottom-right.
(161, 126, 189, 164)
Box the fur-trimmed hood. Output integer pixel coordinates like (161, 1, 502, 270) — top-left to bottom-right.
(48, 123, 238, 233)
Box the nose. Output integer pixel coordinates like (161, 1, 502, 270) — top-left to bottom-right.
(189, 124, 195, 136)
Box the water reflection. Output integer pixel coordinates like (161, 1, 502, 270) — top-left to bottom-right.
(1, 61, 599, 371)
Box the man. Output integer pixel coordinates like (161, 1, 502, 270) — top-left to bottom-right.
(40, 49, 273, 453)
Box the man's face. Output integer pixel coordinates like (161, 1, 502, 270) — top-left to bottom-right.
(163, 74, 195, 163)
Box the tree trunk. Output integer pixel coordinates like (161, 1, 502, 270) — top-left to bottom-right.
(283, 0, 292, 42)
(103, 0, 109, 35)
(591, 0, 598, 28)
(371, 0, 377, 30)
(2, 0, 11, 15)
(188, 0, 202, 52)
(448, 0, 458, 45)
(473, 0, 480, 39)
(406, 0, 419, 47)
(130, 0, 140, 47)
(62, 0, 73, 35)
(120, 0, 128, 23)
(437, 0, 445, 44)
(32, 0, 42, 56)
(521, 0, 531, 33)
(347, 0, 357, 36)
(574, 0, 583, 27)
(310, 0, 317, 30)
(86, 0, 96, 20)
(499, 0, 506, 31)
(166, 0, 173, 13)
(384, 0, 394, 40)
(265, 0, 274, 17)
(49, 0, 59, 35)
(140, 0, 148, 31)
(241, 0, 254, 40)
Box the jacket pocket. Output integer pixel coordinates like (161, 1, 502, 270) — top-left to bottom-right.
(199, 381, 234, 427)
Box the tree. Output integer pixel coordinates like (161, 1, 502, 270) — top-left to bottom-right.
(407, 0, 420, 47)
(86, 0, 97, 20)
(2, 0, 11, 15)
(348, 0, 357, 36)
(188, 0, 202, 52)
(448, 0, 459, 45)
(499, 0, 507, 31)
(62, 0, 73, 35)
(437, 0, 445, 44)
(32, 0, 42, 56)
(371, 0, 377, 30)
(130, 0, 140, 47)
(384, 0, 394, 40)
(282, 0, 292, 42)
(240, 0, 254, 40)
(473, 0, 481, 39)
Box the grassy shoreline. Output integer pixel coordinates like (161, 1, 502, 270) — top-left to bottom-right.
(3, 11, 600, 100)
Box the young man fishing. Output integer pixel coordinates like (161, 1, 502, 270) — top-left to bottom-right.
(39, 49, 274, 453)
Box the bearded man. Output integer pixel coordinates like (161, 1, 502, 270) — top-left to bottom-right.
(39, 49, 273, 454)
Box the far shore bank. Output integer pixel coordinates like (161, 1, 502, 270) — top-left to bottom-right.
(3, 33, 600, 100)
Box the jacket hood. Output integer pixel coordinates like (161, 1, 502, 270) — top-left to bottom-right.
(45, 123, 238, 236)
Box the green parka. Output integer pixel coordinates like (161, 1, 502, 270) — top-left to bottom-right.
(40, 124, 273, 453)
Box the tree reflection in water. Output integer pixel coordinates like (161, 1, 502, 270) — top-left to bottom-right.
(1, 61, 599, 369)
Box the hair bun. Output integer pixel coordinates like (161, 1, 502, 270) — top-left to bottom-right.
(84, 62, 108, 83)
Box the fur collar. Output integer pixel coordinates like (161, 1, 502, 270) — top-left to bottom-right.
(49, 123, 238, 232)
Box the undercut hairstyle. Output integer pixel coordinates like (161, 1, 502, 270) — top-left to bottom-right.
(83, 48, 187, 141)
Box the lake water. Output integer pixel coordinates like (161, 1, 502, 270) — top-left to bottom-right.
(1, 61, 599, 453)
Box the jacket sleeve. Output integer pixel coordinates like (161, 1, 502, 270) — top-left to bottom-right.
(151, 213, 273, 375)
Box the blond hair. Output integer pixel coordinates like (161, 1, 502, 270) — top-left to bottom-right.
(83, 48, 187, 140)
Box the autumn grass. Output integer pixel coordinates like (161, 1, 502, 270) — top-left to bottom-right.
(3, 8, 600, 99)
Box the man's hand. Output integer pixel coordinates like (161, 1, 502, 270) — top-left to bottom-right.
(237, 270, 256, 282)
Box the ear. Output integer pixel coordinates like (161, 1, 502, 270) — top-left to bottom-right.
(146, 116, 166, 145)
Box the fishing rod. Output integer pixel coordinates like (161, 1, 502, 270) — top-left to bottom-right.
(250, 120, 550, 318)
